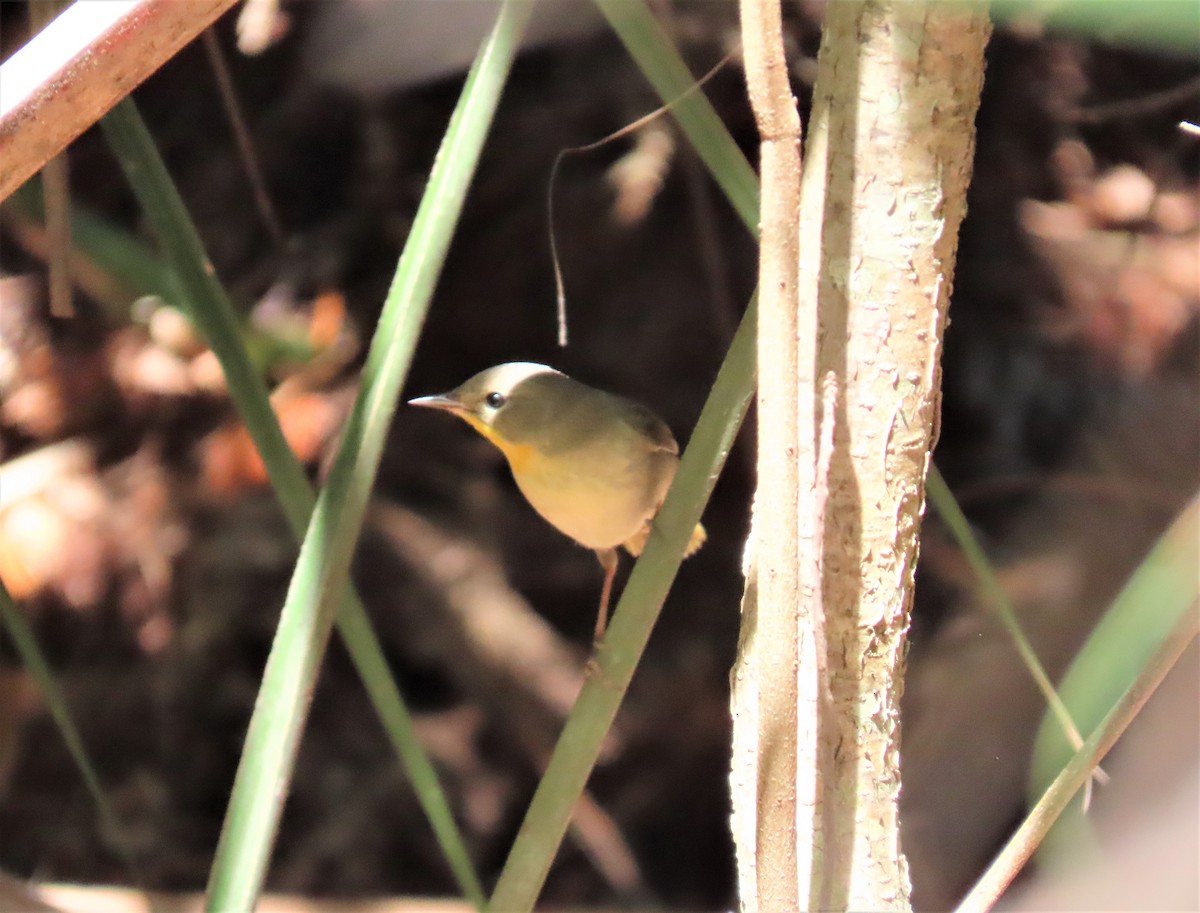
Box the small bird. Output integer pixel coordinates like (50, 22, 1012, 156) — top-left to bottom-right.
(409, 362, 705, 641)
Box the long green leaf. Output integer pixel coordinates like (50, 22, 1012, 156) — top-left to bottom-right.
(99, 94, 486, 904)
(102, 95, 484, 906)
(490, 299, 756, 910)
(594, 0, 759, 232)
(0, 578, 142, 882)
(4, 179, 180, 303)
(956, 600, 1199, 913)
(990, 0, 1200, 51)
(926, 468, 1089, 751)
(4, 180, 314, 374)
(96, 60, 507, 913)
(488, 6, 760, 906)
(203, 3, 535, 909)
(489, 0, 1097, 904)
(1028, 493, 1200, 857)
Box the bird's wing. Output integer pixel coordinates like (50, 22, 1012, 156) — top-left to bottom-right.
(626, 402, 679, 455)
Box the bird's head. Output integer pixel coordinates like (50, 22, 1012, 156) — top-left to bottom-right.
(408, 362, 567, 466)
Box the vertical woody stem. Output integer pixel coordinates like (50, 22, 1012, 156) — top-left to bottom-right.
(734, 2, 990, 910)
(733, 0, 818, 908)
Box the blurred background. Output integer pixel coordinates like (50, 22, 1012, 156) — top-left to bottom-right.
(0, 1, 1197, 909)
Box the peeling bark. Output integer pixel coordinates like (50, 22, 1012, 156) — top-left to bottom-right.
(732, 2, 990, 909)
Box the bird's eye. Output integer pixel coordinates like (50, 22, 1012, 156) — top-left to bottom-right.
(485, 391, 506, 408)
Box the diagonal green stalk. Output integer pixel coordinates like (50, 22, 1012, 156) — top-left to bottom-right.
(95, 11, 543, 903)
(1027, 493, 1199, 857)
(201, 2, 534, 909)
(100, 96, 480, 909)
(490, 296, 757, 910)
(5, 179, 313, 370)
(488, 6, 761, 907)
(0, 579, 142, 882)
(101, 99, 308, 501)
(491, 1, 1090, 906)
(990, 0, 1200, 52)
(4, 178, 180, 305)
(956, 596, 1199, 913)
(926, 467, 1089, 751)
(594, 0, 759, 231)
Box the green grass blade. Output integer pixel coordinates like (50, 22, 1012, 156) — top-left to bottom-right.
(1028, 493, 1200, 856)
(593, 0, 759, 233)
(605, 0, 1085, 752)
(4, 178, 181, 303)
(3, 179, 308, 373)
(101, 100, 305, 498)
(484, 5, 754, 905)
(0, 578, 142, 882)
(990, 0, 1200, 52)
(489, 294, 757, 911)
(203, 2, 534, 909)
(484, 2, 1084, 904)
(926, 467, 1089, 750)
(97, 70, 493, 913)
(957, 602, 1198, 913)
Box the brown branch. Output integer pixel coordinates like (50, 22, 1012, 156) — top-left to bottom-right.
(201, 28, 285, 249)
(1069, 74, 1200, 124)
(0, 0, 239, 203)
(29, 878, 644, 913)
(25, 0, 75, 318)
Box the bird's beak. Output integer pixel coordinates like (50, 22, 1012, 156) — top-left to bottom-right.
(407, 393, 465, 415)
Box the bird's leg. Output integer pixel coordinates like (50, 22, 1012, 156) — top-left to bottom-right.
(594, 547, 619, 643)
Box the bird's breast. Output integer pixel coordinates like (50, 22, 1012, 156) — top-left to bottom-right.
(506, 443, 675, 551)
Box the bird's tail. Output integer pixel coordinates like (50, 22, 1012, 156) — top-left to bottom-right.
(623, 521, 706, 558)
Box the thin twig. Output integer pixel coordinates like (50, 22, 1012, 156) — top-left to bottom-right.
(201, 28, 284, 249)
(1069, 74, 1200, 124)
(39, 157, 73, 318)
(547, 49, 736, 346)
(26, 1, 74, 318)
(739, 0, 806, 905)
